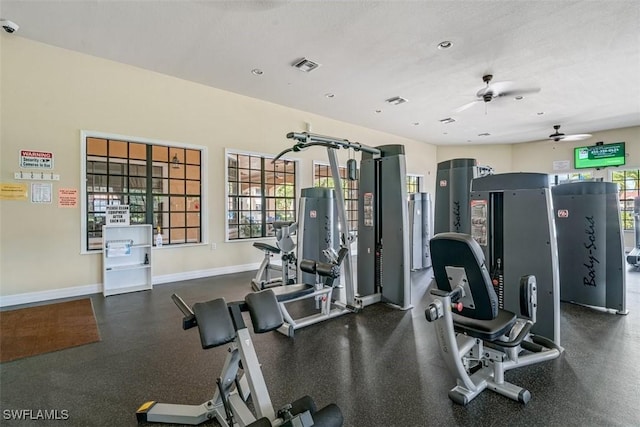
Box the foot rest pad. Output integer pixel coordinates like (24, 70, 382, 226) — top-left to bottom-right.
(269, 284, 316, 302)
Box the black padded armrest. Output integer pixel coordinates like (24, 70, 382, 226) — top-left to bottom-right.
(245, 289, 284, 333)
(192, 298, 236, 349)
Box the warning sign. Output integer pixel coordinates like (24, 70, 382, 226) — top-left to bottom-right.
(58, 188, 78, 208)
(106, 205, 130, 226)
(20, 150, 54, 170)
(557, 209, 569, 218)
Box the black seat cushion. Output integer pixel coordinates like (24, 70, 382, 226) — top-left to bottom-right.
(430, 233, 498, 320)
(453, 309, 517, 341)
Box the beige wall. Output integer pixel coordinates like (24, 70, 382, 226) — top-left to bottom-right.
(511, 127, 640, 173)
(0, 37, 437, 301)
(436, 127, 639, 175)
(436, 144, 513, 173)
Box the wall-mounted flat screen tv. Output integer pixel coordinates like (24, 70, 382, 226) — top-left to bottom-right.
(574, 142, 625, 169)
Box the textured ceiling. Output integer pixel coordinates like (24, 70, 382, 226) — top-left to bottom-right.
(2, 0, 639, 145)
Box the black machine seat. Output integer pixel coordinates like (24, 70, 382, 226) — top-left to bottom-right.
(430, 232, 514, 342)
(253, 242, 280, 254)
(452, 310, 517, 341)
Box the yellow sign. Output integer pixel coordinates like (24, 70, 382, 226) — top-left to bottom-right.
(0, 183, 28, 200)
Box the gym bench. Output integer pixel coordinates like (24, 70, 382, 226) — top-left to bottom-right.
(137, 289, 343, 426)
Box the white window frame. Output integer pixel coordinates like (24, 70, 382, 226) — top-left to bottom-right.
(225, 148, 300, 243)
(80, 130, 208, 254)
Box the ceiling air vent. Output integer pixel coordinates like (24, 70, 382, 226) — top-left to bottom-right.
(385, 96, 408, 105)
(292, 58, 321, 72)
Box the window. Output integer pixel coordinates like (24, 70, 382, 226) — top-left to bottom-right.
(82, 133, 204, 251)
(612, 169, 640, 230)
(226, 151, 296, 240)
(314, 163, 359, 233)
(550, 172, 593, 187)
(406, 174, 423, 194)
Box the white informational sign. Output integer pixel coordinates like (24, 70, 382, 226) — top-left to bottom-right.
(20, 150, 54, 169)
(470, 199, 488, 246)
(106, 205, 130, 226)
(105, 239, 133, 257)
(31, 182, 52, 204)
(552, 160, 571, 171)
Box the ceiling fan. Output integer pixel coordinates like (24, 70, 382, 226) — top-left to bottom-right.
(454, 74, 541, 113)
(548, 124, 592, 142)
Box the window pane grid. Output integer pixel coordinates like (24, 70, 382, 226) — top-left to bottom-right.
(85, 137, 202, 250)
(407, 175, 421, 194)
(227, 153, 296, 240)
(612, 169, 640, 231)
(314, 164, 358, 233)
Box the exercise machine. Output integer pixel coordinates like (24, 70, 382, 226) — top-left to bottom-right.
(136, 289, 343, 426)
(434, 158, 492, 235)
(357, 143, 412, 309)
(425, 233, 562, 405)
(626, 197, 640, 268)
(470, 172, 561, 346)
(408, 192, 432, 270)
(297, 187, 338, 286)
(273, 246, 349, 337)
(251, 221, 297, 291)
(273, 132, 412, 314)
(552, 181, 627, 314)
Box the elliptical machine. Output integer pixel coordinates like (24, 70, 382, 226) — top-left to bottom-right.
(251, 221, 297, 291)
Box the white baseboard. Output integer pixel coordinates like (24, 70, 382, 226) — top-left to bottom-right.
(0, 263, 259, 308)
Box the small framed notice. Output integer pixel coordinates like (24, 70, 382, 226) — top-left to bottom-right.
(106, 205, 130, 226)
(58, 188, 78, 208)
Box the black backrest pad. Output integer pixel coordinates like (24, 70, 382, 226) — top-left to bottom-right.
(192, 298, 236, 349)
(245, 289, 284, 333)
(430, 233, 498, 320)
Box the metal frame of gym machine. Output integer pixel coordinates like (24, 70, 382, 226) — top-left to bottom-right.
(273, 132, 412, 324)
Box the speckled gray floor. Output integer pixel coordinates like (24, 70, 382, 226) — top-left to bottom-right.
(1, 267, 639, 427)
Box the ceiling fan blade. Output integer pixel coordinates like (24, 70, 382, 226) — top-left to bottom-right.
(476, 81, 514, 97)
(558, 133, 592, 141)
(498, 87, 541, 97)
(454, 100, 481, 113)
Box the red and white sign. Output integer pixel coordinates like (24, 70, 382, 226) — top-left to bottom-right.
(439, 179, 448, 187)
(20, 150, 54, 169)
(557, 209, 569, 218)
(309, 210, 317, 218)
